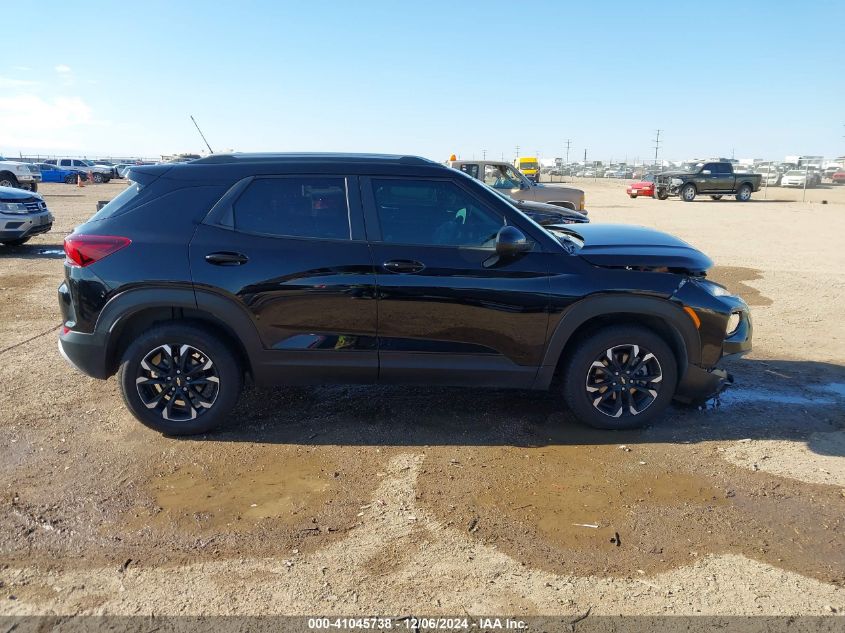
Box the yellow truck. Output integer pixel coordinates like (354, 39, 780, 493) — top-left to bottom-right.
(515, 156, 540, 182)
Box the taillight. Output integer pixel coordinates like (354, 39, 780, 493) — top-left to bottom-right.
(64, 234, 131, 267)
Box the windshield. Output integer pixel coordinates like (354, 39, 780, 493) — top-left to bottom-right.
(681, 162, 704, 172)
(519, 162, 539, 170)
(79, 159, 95, 167)
(784, 171, 804, 176)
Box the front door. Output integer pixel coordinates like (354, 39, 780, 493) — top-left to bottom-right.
(482, 163, 530, 202)
(362, 176, 550, 388)
(189, 174, 378, 384)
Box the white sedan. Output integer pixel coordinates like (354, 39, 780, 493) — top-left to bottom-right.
(780, 170, 812, 188)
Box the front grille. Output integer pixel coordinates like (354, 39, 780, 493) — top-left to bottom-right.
(24, 200, 47, 213)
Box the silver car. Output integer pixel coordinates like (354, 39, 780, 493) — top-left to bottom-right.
(0, 186, 54, 246)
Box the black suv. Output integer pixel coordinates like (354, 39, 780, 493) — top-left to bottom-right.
(58, 154, 752, 435)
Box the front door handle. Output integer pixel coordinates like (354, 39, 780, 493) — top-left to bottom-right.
(383, 259, 425, 274)
(205, 251, 249, 266)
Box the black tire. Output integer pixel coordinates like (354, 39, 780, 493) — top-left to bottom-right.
(561, 325, 678, 430)
(629, 193, 637, 199)
(117, 322, 243, 435)
(656, 189, 669, 200)
(680, 183, 697, 202)
(735, 184, 752, 202)
(0, 174, 19, 188)
(64, 174, 77, 184)
(710, 195, 723, 200)
(1, 237, 31, 246)
(93, 173, 104, 183)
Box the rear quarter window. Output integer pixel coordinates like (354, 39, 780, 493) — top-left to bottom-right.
(88, 182, 145, 221)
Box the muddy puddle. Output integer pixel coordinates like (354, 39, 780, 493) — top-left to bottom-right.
(418, 441, 845, 584)
(123, 445, 381, 540)
(708, 266, 772, 306)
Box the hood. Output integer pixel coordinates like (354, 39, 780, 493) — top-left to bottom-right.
(0, 186, 43, 202)
(512, 197, 589, 223)
(568, 223, 713, 273)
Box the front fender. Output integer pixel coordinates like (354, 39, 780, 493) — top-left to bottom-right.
(533, 293, 701, 389)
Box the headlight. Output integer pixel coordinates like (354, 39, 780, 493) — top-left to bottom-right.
(696, 279, 732, 297)
(0, 202, 29, 214)
(726, 312, 741, 335)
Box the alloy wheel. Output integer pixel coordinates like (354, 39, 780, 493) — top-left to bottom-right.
(585, 344, 663, 418)
(135, 344, 220, 422)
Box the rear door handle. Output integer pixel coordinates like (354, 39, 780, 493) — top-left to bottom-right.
(205, 251, 249, 266)
(383, 259, 425, 274)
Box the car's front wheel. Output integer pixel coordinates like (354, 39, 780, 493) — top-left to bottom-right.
(561, 325, 678, 430)
(0, 174, 19, 188)
(680, 184, 697, 202)
(92, 173, 104, 183)
(117, 323, 243, 435)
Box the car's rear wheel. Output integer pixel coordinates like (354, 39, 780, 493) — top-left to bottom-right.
(117, 323, 243, 435)
(735, 184, 752, 201)
(561, 325, 678, 430)
(1, 237, 31, 246)
(710, 195, 723, 200)
(680, 184, 697, 202)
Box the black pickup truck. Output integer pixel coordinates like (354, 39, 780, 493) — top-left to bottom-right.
(654, 161, 762, 202)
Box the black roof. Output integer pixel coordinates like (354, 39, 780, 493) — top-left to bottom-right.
(192, 152, 435, 166)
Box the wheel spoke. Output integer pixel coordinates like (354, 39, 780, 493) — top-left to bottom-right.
(137, 343, 219, 422)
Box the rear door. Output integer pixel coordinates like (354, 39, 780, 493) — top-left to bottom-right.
(189, 174, 378, 384)
(362, 176, 551, 387)
(711, 163, 734, 191)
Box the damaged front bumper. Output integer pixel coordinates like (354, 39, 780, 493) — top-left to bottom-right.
(674, 365, 733, 406)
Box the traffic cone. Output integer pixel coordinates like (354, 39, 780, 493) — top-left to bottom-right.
(77, 174, 85, 187)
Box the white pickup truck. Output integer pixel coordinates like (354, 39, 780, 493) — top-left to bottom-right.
(43, 158, 114, 183)
(0, 157, 42, 192)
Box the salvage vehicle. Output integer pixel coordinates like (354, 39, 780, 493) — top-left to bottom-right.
(448, 158, 586, 211)
(0, 186, 53, 246)
(626, 174, 656, 198)
(43, 158, 112, 183)
(832, 170, 845, 185)
(36, 163, 88, 184)
(780, 170, 814, 188)
(483, 183, 588, 224)
(0, 157, 42, 192)
(57, 153, 751, 435)
(654, 161, 762, 202)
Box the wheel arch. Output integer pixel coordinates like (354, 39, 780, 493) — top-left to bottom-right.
(534, 294, 700, 390)
(97, 287, 261, 378)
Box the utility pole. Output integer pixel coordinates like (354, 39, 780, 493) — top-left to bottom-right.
(565, 139, 571, 165)
(652, 129, 662, 167)
(482, 149, 487, 160)
(515, 145, 520, 162)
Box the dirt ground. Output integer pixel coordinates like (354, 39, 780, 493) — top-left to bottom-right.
(1, 177, 843, 617)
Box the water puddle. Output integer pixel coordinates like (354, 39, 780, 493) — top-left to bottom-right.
(717, 387, 836, 408)
(133, 450, 343, 533)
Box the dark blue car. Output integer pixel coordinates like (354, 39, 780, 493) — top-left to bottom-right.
(36, 163, 86, 184)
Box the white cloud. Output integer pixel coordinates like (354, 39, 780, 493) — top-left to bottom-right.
(55, 64, 72, 73)
(0, 76, 39, 89)
(0, 94, 104, 150)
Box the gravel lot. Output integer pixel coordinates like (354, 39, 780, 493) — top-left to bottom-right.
(1, 177, 843, 616)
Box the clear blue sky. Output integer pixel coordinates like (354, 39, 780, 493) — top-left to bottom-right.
(2, 0, 842, 162)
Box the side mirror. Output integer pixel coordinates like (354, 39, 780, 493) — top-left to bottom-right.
(495, 226, 531, 258)
(701, 170, 712, 175)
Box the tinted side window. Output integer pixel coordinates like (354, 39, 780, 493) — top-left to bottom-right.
(59, 159, 71, 167)
(372, 179, 504, 248)
(718, 163, 732, 174)
(233, 177, 350, 240)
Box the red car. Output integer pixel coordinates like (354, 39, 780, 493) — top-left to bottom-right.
(626, 174, 655, 198)
(832, 170, 845, 185)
